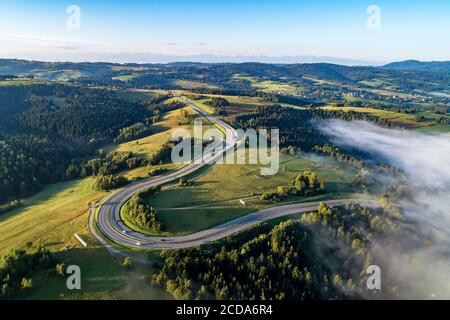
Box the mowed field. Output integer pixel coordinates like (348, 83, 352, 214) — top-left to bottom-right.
(0, 178, 104, 256)
(106, 105, 217, 151)
(105, 107, 192, 157)
(233, 74, 299, 94)
(142, 151, 357, 235)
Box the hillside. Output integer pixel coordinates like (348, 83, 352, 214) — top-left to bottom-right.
(382, 60, 450, 72)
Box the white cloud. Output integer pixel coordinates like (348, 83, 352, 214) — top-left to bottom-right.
(319, 120, 450, 298)
(319, 120, 450, 189)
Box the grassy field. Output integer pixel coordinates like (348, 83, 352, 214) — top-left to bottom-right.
(153, 152, 356, 208)
(174, 79, 218, 89)
(153, 194, 352, 235)
(99, 103, 223, 184)
(0, 178, 104, 256)
(0, 176, 170, 299)
(107, 122, 175, 158)
(26, 246, 170, 300)
(105, 95, 225, 182)
(358, 78, 410, 95)
(253, 80, 299, 94)
(105, 107, 193, 155)
(133, 151, 357, 235)
(106, 106, 220, 158)
(233, 74, 299, 94)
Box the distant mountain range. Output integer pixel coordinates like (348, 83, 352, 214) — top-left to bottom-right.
(118, 53, 381, 66)
(1, 56, 449, 73)
(0, 53, 378, 66)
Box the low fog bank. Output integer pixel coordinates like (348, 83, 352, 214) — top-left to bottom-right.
(318, 119, 450, 299)
(319, 120, 450, 189)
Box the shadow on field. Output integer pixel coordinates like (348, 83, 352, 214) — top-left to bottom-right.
(150, 124, 170, 135)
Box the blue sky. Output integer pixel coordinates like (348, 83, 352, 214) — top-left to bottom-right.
(0, 0, 449, 64)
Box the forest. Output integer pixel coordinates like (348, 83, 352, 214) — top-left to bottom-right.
(231, 104, 396, 153)
(0, 83, 179, 202)
(122, 186, 163, 232)
(152, 202, 405, 300)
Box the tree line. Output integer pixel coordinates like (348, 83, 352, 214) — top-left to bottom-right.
(122, 186, 163, 232)
(152, 201, 405, 300)
(1, 247, 57, 299)
(261, 171, 325, 203)
(0, 84, 181, 202)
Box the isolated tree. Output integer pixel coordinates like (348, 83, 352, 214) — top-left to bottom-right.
(20, 278, 33, 292)
(122, 257, 134, 270)
(55, 263, 65, 277)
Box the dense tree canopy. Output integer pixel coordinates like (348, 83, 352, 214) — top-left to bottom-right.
(0, 84, 178, 202)
(122, 187, 163, 232)
(152, 203, 405, 300)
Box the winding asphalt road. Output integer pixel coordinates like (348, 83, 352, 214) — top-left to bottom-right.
(90, 97, 380, 252)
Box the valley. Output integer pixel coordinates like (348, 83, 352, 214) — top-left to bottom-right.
(0, 59, 449, 300)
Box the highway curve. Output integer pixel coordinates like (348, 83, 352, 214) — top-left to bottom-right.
(90, 97, 380, 252)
